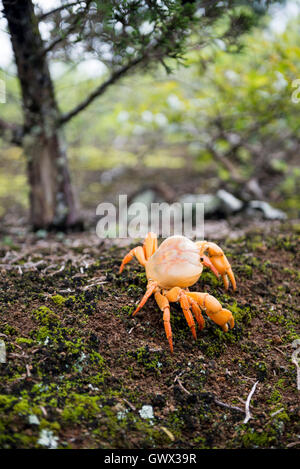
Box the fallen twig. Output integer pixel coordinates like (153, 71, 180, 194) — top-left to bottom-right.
(291, 345, 300, 391)
(243, 380, 259, 424)
(0, 340, 6, 363)
(214, 398, 244, 413)
(174, 376, 191, 395)
(9, 248, 35, 264)
(40, 406, 48, 417)
(286, 440, 300, 448)
(270, 408, 285, 418)
(58, 288, 75, 294)
(80, 276, 107, 290)
(160, 426, 175, 442)
(42, 263, 58, 273)
(25, 364, 32, 378)
(173, 377, 244, 413)
(48, 264, 65, 276)
(273, 346, 286, 357)
(0, 260, 46, 273)
(123, 398, 136, 411)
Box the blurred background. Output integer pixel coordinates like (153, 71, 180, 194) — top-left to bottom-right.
(0, 0, 299, 237)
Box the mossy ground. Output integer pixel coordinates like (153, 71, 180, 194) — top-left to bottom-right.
(0, 222, 299, 449)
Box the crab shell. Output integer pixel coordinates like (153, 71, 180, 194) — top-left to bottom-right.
(145, 235, 203, 289)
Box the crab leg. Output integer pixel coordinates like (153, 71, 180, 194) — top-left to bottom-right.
(222, 274, 229, 290)
(186, 291, 234, 332)
(119, 246, 146, 273)
(187, 296, 205, 330)
(196, 241, 236, 290)
(163, 287, 196, 340)
(164, 286, 181, 302)
(132, 281, 158, 316)
(143, 232, 158, 260)
(155, 292, 173, 353)
(179, 291, 197, 340)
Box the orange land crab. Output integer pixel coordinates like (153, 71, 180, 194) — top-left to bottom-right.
(119, 232, 236, 353)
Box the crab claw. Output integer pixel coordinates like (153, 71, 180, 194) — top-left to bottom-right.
(210, 308, 235, 332)
(185, 292, 235, 332)
(197, 241, 236, 290)
(201, 254, 220, 278)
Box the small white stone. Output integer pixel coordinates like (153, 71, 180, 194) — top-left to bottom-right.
(139, 405, 154, 420)
(0, 340, 6, 363)
(28, 414, 40, 425)
(44, 336, 50, 346)
(38, 429, 58, 449)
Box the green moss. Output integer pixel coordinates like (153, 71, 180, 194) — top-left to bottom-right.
(120, 305, 135, 315)
(222, 299, 253, 326)
(193, 435, 209, 449)
(51, 294, 66, 306)
(254, 361, 268, 380)
(127, 283, 144, 295)
(0, 392, 42, 420)
(2, 324, 17, 336)
(32, 306, 60, 326)
(271, 409, 290, 422)
(128, 346, 165, 374)
(201, 271, 220, 287)
(241, 427, 277, 448)
(15, 337, 35, 346)
(267, 379, 288, 408)
(64, 295, 77, 306)
(246, 234, 265, 251)
(61, 394, 101, 422)
(0, 394, 18, 409)
(239, 264, 253, 278)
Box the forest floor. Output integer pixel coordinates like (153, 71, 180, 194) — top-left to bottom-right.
(0, 220, 299, 449)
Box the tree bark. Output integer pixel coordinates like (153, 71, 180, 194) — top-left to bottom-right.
(3, 0, 81, 230)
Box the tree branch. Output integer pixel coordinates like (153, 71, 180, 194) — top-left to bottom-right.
(40, 0, 92, 57)
(41, 18, 84, 56)
(58, 55, 144, 126)
(0, 118, 23, 146)
(58, 2, 196, 126)
(38, 1, 85, 21)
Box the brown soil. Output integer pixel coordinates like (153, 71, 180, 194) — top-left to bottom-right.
(0, 222, 299, 449)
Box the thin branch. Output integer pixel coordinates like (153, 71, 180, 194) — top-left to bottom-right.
(58, 2, 194, 126)
(59, 55, 144, 125)
(174, 376, 191, 395)
(41, 19, 83, 57)
(206, 142, 244, 183)
(270, 408, 285, 418)
(173, 378, 244, 413)
(40, 0, 92, 57)
(214, 398, 244, 414)
(286, 440, 300, 448)
(291, 345, 300, 391)
(48, 264, 65, 277)
(243, 381, 259, 424)
(38, 1, 85, 21)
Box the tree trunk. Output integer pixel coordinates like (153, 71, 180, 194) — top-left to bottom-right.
(3, 0, 81, 230)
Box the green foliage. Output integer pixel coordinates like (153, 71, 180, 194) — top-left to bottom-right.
(63, 9, 299, 215)
(0, 3, 299, 217)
